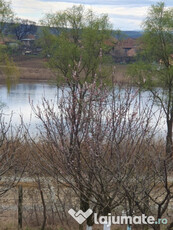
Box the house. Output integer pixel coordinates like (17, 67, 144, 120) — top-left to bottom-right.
(120, 38, 137, 56)
(21, 34, 36, 47)
(0, 40, 5, 45)
(104, 37, 118, 48)
(111, 38, 139, 63)
(0, 37, 19, 50)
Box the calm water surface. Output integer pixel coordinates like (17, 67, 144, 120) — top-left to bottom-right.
(0, 82, 166, 136)
(0, 82, 59, 131)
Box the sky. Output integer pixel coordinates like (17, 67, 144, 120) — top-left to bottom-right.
(11, 0, 173, 30)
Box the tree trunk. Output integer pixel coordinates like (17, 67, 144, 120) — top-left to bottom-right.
(102, 207, 111, 230)
(39, 188, 47, 230)
(18, 185, 23, 230)
(142, 194, 149, 230)
(79, 193, 88, 230)
(79, 224, 84, 230)
(103, 224, 111, 230)
(79, 189, 93, 230)
(155, 225, 161, 230)
(166, 119, 172, 155)
(37, 177, 47, 230)
(86, 216, 93, 230)
(167, 221, 173, 230)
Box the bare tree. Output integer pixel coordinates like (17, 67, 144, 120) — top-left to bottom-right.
(0, 112, 27, 197)
(28, 71, 164, 230)
(12, 18, 37, 40)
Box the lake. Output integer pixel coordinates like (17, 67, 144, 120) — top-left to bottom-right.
(0, 82, 166, 137)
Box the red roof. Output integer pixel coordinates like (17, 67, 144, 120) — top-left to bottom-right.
(104, 37, 117, 47)
(119, 38, 137, 49)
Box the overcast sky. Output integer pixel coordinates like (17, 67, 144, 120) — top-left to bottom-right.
(11, 0, 173, 30)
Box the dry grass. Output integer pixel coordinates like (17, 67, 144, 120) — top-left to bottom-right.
(112, 64, 130, 84)
(0, 56, 56, 82)
(0, 56, 130, 84)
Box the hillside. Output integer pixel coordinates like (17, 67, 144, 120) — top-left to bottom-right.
(3, 23, 143, 40)
(121, 31, 143, 38)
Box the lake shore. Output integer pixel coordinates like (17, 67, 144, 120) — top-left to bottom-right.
(0, 56, 130, 84)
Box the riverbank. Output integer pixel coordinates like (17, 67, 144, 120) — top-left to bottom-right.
(0, 56, 130, 84)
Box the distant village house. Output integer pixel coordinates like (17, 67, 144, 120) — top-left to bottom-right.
(111, 38, 138, 63)
(21, 34, 36, 47)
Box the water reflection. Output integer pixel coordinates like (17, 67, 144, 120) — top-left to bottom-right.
(0, 82, 58, 132)
(0, 82, 166, 137)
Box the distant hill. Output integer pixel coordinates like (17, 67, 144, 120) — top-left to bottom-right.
(122, 31, 143, 39)
(36, 28, 143, 39)
(3, 23, 143, 40)
(114, 31, 143, 39)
